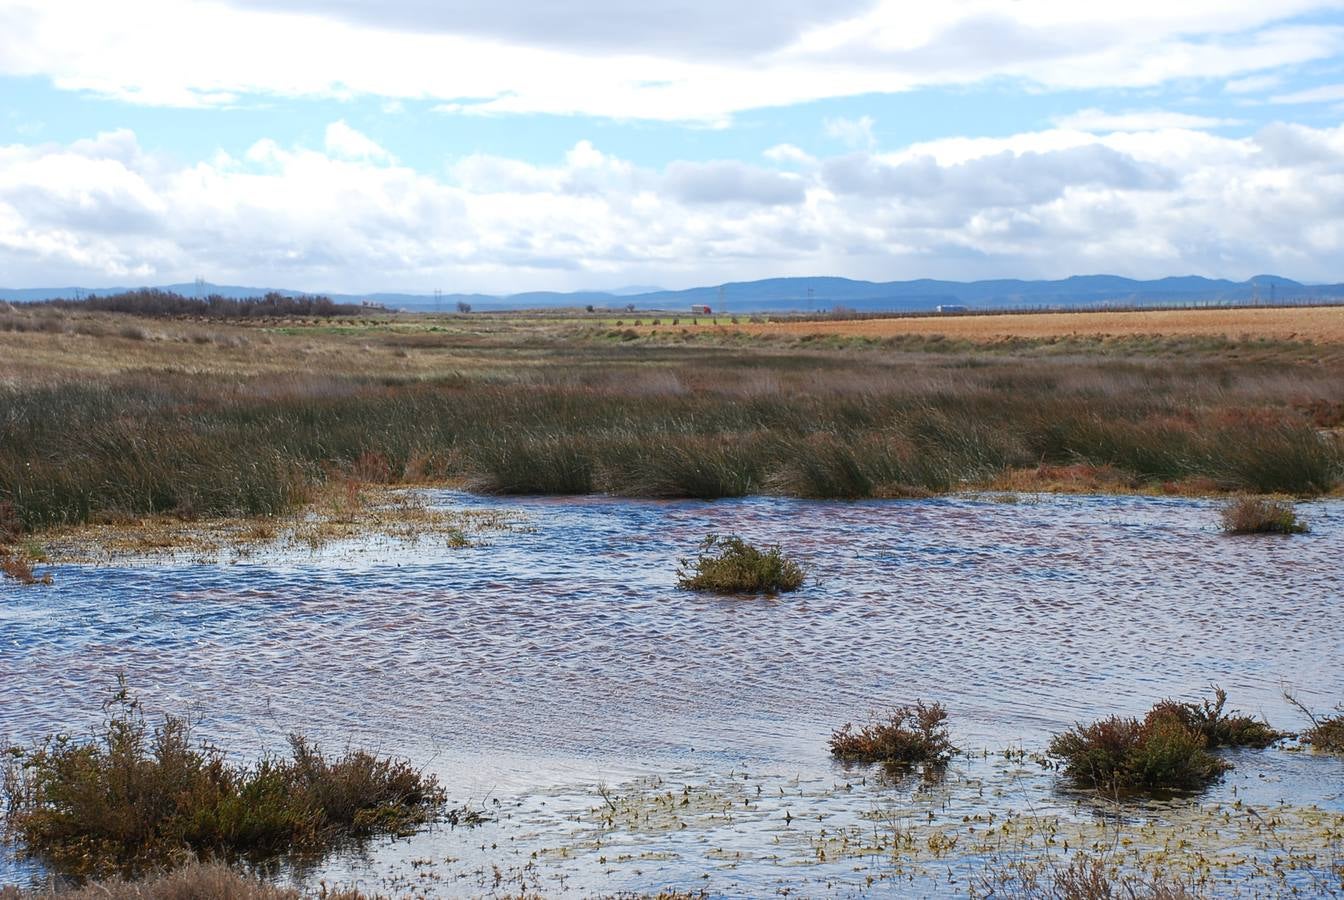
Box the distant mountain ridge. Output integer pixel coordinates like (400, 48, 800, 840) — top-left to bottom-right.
(4, 274, 1343, 313)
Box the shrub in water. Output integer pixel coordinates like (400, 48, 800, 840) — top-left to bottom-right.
(676, 534, 805, 595)
(829, 701, 955, 768)
(1046, 691, 1279, 792)
(1145, 687, 1281, 749)
(1220, 496, 1308, 534)
(0, 681, 445, 876)
(1285, 693, 1344, 753)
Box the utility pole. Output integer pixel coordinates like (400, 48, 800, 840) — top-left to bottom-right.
(717, 285, 725, 319)
(434, 289, 442, 314)
(807, 287, 814, 313)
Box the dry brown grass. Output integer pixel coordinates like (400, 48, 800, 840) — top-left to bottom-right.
(34, 486, 511, 566)
(0, 861, 366, 899)
(675, 305, 1344, 343)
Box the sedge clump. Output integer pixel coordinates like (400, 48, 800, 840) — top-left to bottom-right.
(676, 534, 805, 595)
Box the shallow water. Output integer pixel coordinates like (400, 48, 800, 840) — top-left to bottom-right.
(3, 493, 1343, 896)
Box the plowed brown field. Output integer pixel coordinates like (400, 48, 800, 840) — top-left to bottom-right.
(703, 305, 1344, 342)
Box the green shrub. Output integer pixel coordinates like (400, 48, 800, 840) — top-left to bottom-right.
(1145, 687, 1281, 748)
(1046, 692, 1267, 792)
(1220, 496, 1309, 534)
(0, 681, 445, 877)
(676, 534, 805, 595)
(829, 701, 955, 768)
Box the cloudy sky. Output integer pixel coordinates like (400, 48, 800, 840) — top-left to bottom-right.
(2, 0, 1344, 293)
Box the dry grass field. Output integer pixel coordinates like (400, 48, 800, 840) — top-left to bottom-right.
(689, 305, 1344, 343)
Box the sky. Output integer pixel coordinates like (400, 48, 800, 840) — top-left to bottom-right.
(2, 1, 1344, 294)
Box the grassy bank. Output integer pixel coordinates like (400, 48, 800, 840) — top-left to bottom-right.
(1, 310, 1342, 535)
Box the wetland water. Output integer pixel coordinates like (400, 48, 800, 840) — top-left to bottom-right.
(3, 493, 1343, 896)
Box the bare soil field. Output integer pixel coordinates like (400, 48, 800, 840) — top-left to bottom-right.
(706, 305, 1344, 342)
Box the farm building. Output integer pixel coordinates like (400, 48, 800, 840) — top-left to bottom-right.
(690, 304, 712, 315)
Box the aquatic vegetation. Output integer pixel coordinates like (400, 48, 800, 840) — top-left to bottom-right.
(1303, 713, 1344, 752)
(0, 860, 367, 899)
(973, 851, 1196, 899)
(1047, 694, 1257, 792)
(1, 682, 445, 877)
(1285, 693, 1344, 753)
(1146, 687, 1282, 749)
(0, 548, 50, 586)
(828, 701, 955, 768)
(676, 534, 805, 595)
(1220, 496, 1309, 534)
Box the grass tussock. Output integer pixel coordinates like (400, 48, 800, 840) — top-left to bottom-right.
(0, 860, 366, 899)
(829, 701, 955, 768)
(0, 548, 51, 586)
(1, 681, 445, 877)
(1047, 690, 1277, 793)
(675, 534, 805, 595)
(1220, 496, 1309, 534)
(974, 851, 1196, 899)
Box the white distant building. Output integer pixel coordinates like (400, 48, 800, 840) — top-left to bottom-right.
(936, 304, 969, 313)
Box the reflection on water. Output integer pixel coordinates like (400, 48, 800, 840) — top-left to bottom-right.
(3, 493, 1342, 894)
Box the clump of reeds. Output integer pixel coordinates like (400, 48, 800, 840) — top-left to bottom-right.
(975, 851, 1196, 899)
(1285, 693, 1344, 753)
(675, 534, 805, 595)
(0, 548, 51, 586)
(0, 861, 367, 899)
(0, 680, 445, 877)
(1047, 690, 1277, 792)
(829, 701, 955, 768)
(1219, 496, 1309, 534)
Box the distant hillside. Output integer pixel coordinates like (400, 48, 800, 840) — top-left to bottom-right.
(5, 274, 1343, 313)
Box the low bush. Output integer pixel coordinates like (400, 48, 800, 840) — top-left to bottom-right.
(1046, 690, 1275, 792)
(1146, 687, 1281, 749)
(1286, 693, 1344, 753)
(829, 701, 955, 768)
(675, 534, 805, 595)
(1220, 496, 1309, 534)
(1, 682, 445, 877)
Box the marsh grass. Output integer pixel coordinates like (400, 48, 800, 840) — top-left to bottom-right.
(0, 549, 51, 585)
(974, 851, 1196, 899)
(2, 318, 1342, 535)
(1220, 496, 1310, 534)
(0, 861, 366, 899)
(676, 534, 805, 595)
(829, 702, 955, 769)
(1, 681, 445, 877)
(1047, 691, 1277, 793)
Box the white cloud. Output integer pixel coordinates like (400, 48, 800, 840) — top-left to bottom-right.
(824, 115, 877, 149)
(1270, 83, 1344, 104)
(2, 122, 1344, 292)
(0, 0, 1340, 121)
(763, 144, 817, 166)
(1224, 73, 1286, 94)
(1054, 108, 1245, 132)
(323, 121, 394, 162)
